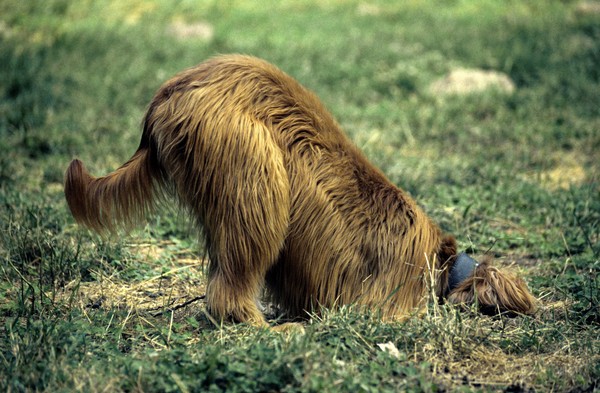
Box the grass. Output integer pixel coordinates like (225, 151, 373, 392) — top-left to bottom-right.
(1, 0, 599, 391)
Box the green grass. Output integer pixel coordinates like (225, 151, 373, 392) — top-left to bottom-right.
(1, 0, 599, 391)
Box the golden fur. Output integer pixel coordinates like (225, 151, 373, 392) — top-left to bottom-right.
(65, 55, 536, 326)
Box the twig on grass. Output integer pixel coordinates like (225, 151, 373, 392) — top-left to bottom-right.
(151, 295, 206, 317)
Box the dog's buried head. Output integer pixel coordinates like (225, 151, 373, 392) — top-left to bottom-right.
(65, 55, 536, 326)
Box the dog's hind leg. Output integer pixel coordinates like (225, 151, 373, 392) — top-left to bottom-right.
(202, 117, 290, 326)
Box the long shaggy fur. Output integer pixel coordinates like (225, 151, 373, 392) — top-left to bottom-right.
(65, 55, 536, 325)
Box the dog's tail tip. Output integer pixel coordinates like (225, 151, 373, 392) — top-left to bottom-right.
(65, 158, 94, 225)
(64, 148, 158, 234)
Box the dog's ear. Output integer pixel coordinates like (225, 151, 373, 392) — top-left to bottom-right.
(438, 235, 458, 264)
(447, 258, 537, 315)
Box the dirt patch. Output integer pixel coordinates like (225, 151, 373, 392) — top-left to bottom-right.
(65, 239, 208, 322)
(356, 3, 382, 16)
(575, 1, 600, 16)
(437, 348, 594, 390)
(539, 163, 587, 190)
(167, 20, 214, 41)
(522, 151, 588, 191)
(73, 259, 207, 319)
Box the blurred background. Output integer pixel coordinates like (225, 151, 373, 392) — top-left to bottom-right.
(2, 0, 598, 251)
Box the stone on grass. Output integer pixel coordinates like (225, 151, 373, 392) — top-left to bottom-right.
(428, 68, 516, 96)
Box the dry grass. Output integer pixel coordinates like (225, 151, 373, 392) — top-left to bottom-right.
(67, 240, 209, 333)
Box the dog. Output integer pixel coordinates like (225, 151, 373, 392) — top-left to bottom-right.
(65, 55, 536, 326)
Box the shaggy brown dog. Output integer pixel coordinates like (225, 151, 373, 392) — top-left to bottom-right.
(65, 55, 536, 326)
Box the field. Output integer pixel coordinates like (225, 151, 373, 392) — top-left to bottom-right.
(1, 0, 599, 391)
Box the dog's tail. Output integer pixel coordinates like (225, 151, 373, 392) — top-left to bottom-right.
(64, 140, 164, 234)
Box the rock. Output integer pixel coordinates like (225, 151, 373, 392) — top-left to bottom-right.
(428, 68, 516, 96)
